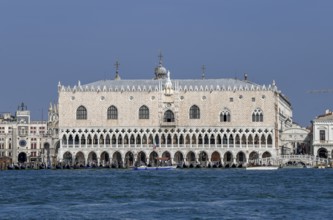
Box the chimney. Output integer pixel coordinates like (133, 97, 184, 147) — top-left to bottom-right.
(244, 73, 248, 81)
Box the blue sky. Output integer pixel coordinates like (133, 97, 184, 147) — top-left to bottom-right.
(0, 0, 332, 126)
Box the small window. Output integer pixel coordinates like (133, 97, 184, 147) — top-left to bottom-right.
(320, 130, 325, 141)
(107, 105, 118, 120)
(252, 97, 255, 102)
(230, 98, 233, 102)
(252, 108, 263, 122)
(189, 105, 200, 119)
(76, 106, 87, 120)
(220, 109, 231, 122)
(139, 105, 149, 119)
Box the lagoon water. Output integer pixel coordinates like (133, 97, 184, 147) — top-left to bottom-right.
(0, 168, 332, 219)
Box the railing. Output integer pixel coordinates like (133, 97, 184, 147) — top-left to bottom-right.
(62, 143, 277, 150)
(248, 155, 331, 167)
(279, 154, 329, 164)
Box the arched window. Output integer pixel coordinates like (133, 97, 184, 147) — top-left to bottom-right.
(107, 105, 118, 119)
(220, 109, 231, 122)
(139, 105, 149, 119)
(252, 108, 263, 122)
(76, 106, 87, 120)
(189, 105, 200, 119)
(164, 110, 175, 122)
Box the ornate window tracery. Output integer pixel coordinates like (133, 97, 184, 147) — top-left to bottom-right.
(220, 109, 231, 122)
(107, 105, 118, 120)
(139, 105, 149, 119)
(189, 105, 200, 119)
(252, 108, 263, 122)
(76, 106, 87, 120)
(164, 110, 175, 122)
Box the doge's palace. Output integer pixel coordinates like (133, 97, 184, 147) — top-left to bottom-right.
(57, 55, 292, 168)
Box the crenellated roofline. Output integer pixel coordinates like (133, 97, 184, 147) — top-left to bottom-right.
(58, 78, 279, 93)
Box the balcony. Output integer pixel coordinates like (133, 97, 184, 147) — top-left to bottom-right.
(160, 121, 176, 127)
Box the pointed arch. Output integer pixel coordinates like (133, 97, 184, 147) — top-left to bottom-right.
(173, 134, 178, 145)
(139, 105, 149, 119)
(249, 151, 259, 160)
(262, 151, 272, 158)
(241, 134, 246, 145)
(179, 134, 184, 145)
(236, 151, 246, 163)
(211, 151, 221, 162)
(252, 108, 263, 122)
(167, 134, 172, 145)
(76, 106, 87, 120)
(267, 134, 273, 145)
(161, 134, 166, 145)
(192, 134, 197, 144)
(164, 110, 175, 122)
(130, 134, 135, 144)
(81, 134, 86, 145)
(198, 134, 203, 144)
(229, 134, 234, 146)
(93, 134, 98, 145)
(105, 134, 110, 145)
(142, 134, 147, 144)
(217, 134, 222, 145)
(124, 134, 129, 144)
(189, 105, 200, 119)
(63, 151, 73, 165)
(107, 105, 118, 119)
(235, 134, 240, 145)
(75, 152, 85, 166)
(174, 151, 184, 165)
(74, 134, 79, 145)
(185, 134, 190, 144)
(62, 135, 67, 145)
(222, 134, 228, 145)
(117, 134, 122, 144)
(248, 134, 253, 145)
(220, 108, 231, 122)
(148, 134, 154, 145)
(261, 134, 266, 146)
(99, 134, 104, 145)
(254, 134, 259, 146)
(210, 134, 215, 145)
(100, 151, 110, 165)
(136, 134, 141, 145)
(68, 135, 73, 145)
(87, 134, 92, 145)
(111, 134, 117, 145)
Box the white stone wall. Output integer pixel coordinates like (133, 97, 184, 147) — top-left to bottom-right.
(57, 78, 292, 165)
(313, 119, 333, 158)
(59, 89, 278, 128)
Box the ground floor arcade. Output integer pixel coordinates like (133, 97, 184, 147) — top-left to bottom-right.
(57, 148, 276, 168)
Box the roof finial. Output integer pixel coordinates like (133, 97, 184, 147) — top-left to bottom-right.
(201, 64, 206, 80)
(114, 60, 121, 80)
(158, 51, 163, 65)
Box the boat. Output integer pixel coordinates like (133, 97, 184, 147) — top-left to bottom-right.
(246, 166, 279, 170)
(317, 165, 326, 169)
(133, 165, 177, 170)
(282, 164, 305, 169)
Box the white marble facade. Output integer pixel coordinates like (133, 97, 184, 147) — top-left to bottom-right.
(56, 58, 293, 167)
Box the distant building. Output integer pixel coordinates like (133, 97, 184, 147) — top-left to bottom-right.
(280, 123, 311, 155)
(0, 103, 49, 164)
(56, 54, 293, 167)
(312, 110, 333, 159)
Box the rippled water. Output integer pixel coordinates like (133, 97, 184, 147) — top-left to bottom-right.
(0, 168, 332, 219)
